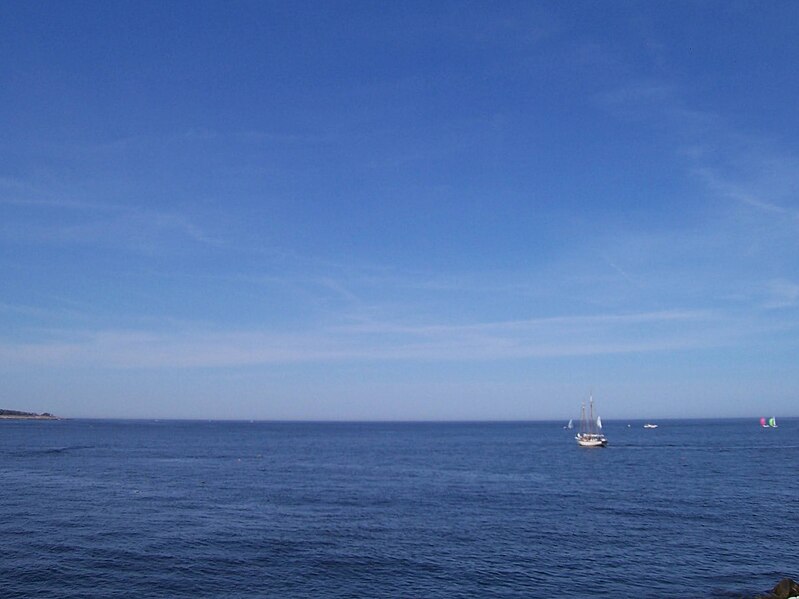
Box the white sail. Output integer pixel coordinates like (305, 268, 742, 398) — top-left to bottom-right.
(596, 416, 602, 430)
(567, 419, 573, 429)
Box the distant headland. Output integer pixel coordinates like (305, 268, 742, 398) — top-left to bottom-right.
(0, 409, 58, 420)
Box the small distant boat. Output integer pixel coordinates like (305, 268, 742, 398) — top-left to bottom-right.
(643, 423, 658, 429)
(564, 419, 573, 430)
(575, 395, 607, 447)
(760, 417, 778, 428)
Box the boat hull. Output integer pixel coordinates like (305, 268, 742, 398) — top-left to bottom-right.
(576, 434, 607, 447)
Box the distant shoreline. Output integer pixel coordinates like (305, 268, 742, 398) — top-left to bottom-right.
(0, 410, 58, 420)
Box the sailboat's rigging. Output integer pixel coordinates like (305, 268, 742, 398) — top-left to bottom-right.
(575, 395, 607, 447)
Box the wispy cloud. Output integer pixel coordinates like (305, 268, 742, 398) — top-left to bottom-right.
(0, 308, 757, 370)
(0, 301, 72, 320)
(697, 166, 799, 225)
(0, 191, 219, 250)
(0, 196, 112, 210)
(763, 279, 799, 309)
(591, 65, 799, 327)
(601, 255, 637, 286)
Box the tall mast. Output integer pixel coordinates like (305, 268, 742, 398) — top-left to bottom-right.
(589, 395, 594, 435)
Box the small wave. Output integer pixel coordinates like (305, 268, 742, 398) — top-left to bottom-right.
(13, 445, 95, 456)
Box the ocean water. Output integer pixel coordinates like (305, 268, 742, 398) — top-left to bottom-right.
(1, 419, 796, 598)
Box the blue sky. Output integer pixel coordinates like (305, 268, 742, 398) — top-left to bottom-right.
(2, 1, 798, 419)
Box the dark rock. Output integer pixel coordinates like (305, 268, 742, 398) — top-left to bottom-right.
(753, 578, 799, 599)
(771, 578, 799, 599)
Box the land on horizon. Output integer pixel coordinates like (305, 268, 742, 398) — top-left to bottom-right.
(0, 409, 58, 420)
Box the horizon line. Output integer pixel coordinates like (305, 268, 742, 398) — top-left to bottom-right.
(12, 415, 794, 423)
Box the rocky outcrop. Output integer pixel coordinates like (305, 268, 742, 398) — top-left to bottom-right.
(754, 578, 799, 599)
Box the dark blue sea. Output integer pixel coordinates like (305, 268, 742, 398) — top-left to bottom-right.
(1, 419, 796, 598)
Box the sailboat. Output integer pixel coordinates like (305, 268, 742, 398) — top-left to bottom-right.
(564, 419, 573, 430)
(575, 396, 607, 447)
(760, 417, 778, 428)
